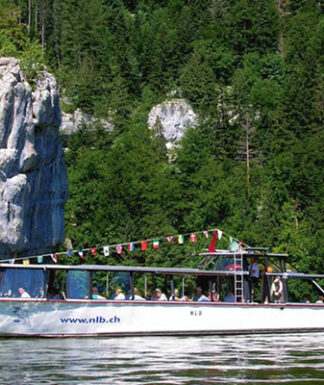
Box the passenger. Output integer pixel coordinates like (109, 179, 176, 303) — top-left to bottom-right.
(212, 291, 220, 302)
(92, 287, 105, 300)
(126, 287, 145, 300)
(224, 291, 235, 302)
(151, 288, 167, 301)
(316, 296, 324, 304)
(270, 276, 284, 303)
(249, 257, 260, 302)
(198, 291, 210, 302)
(193, 287, 203, 301)
(180, 295, 190, 301)
(169, 289, 180, 301)
(47, 287, 63, 300)
(193, 287, 210, 302)
(302, 294, 311, 303)
(18, 287, 30, 298)
(113, 287, 125, 300)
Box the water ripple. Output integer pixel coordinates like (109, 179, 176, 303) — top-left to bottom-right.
(0, 333, 323, 384)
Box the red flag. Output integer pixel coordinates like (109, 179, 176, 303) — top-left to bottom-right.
(208, 230, 218, 252)
(90, 248, 96, 256)
(190, 233, 197, 243)
(116, 245, 123, 254)
(141, 241, 147, 251)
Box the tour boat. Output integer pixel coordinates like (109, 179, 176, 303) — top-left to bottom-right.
(0, 248, 323, 337)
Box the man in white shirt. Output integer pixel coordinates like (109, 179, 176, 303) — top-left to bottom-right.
(152, 288, 167, 301)
(18, 287, 31, 298)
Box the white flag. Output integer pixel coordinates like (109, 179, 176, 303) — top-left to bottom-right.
(103, 246, 110, 256)
(218, 230, 223, 239)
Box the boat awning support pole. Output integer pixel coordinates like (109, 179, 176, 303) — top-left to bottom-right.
(209, 280, 213, 302)
(130, 273, 134, 300)
(170, 275, 174, 300)
(106, 274, 109, 296)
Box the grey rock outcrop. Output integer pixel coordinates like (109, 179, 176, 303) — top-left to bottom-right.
(147, 99, 197, 149)
(60, 108, 114, 137)
(0, 57, 68, 259)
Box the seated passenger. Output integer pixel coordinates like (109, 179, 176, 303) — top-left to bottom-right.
(270, 276, 284, 303)
(224, 291, 235, 302)
(151, 288, 167, 301)
(212, 291, 220, 302)
(198, 292, 210, 302)
(18, 287, 30, 298)
(47, 287, 63, 300)
(316, 296, 324, 304)
(169, 289, 180, 301)
(92, 287, 105, 300)
(193, 287, 210, 302)
(125, 287, 145, 300)
(193, 287, 203, 301)
(113, 287, 125, 300)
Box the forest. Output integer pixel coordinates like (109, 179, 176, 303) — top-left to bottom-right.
(0, 0, 323, 291)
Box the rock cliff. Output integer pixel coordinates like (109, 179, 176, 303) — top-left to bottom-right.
(0, 57, 68, 259)
(147, 99, 197, 149)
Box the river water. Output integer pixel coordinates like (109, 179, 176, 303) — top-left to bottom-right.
(0, 333, 323, 384)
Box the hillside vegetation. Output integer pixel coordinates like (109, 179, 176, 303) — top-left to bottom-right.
(0, 0, 323, 277)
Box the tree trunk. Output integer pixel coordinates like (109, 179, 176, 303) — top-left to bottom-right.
(28, 0, 31, 33)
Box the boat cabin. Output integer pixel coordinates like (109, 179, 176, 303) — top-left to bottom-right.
(0, 248, 323, 304)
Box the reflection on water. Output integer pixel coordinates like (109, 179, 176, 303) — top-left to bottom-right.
(0, 333, 323, 384)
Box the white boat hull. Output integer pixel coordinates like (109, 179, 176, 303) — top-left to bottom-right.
(0, 299, 323, 337)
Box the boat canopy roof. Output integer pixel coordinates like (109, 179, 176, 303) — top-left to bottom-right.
(0, 263, 323, 280)
(0, 263, 247, 276)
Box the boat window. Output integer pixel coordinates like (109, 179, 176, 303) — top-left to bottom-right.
(105, 272, 131, 299)
(0, 268, 46, 298)
(67, 270, 91, 299)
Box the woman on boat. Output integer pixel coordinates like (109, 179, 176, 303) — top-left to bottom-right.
(270, 276, 284, 303)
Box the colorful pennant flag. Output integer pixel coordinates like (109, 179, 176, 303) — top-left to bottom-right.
(167, 236, 174, 243)
(66, 251, 74, 258)
(90, 248, 96, 256)
(23, 258, 30, 265)
(141, 241, 147, 251)
(218, 230, 223, 239)
(51, 253, 57, 263)
(103, 246, 110, 257)
(208, 230, 218, 253)
(77, 250, 84, 259)
(116, 245, 123, 254)
(190, 233, 197, 243)
(128, 243, 135, 251)
(178, 234, 184, 244)
(153, 239, 159, 249)
(203, 230, 209, 238)
(37, 256, 43, 263)
(9, 259, 15, 264)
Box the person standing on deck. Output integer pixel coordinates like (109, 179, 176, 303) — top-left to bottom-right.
(249, 257, 260, 302)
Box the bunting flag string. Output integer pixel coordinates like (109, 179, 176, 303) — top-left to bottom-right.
(1, 227, 248, 264)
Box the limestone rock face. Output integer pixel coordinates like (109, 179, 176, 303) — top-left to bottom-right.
(0, 57, 68, 258)
(60, 108, 114, 137)
(147, 99, 197, 149)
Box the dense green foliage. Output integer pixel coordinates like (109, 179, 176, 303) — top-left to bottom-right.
(0, 0, 323, 286)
